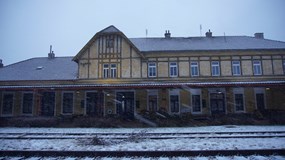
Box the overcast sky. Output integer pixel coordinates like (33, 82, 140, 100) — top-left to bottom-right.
(1, 0, 285, 65)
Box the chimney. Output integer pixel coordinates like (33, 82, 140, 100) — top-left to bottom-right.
(48, 45, 55, 59)
(164, 30, 171, 38)
(0, 59, 3, 68)
(205, 29, 212, 38)
(254, 33, 264, 39)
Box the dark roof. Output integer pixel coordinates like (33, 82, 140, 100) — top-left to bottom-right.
(0, 57, 77, 81)
(130, 36, 285, 52)
(100, 25, 122, 33)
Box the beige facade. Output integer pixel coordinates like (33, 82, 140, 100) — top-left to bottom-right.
(1, 25, 285, 119)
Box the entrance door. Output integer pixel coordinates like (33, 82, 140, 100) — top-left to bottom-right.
(41, 92, 55, 116)
(116, 92, 134, 118)
(256, 93, 265, 111)
(86, 92, 98, 116)
(210, 93, 225, 114)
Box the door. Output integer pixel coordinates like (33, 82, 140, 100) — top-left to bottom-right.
(86, 92, 98, 116)
(148, 95, 158, 112)
(210, 93, 225, 114)
(256, 93, 265, 111)
(116, 92, 134, 118)
(41, 92, 55, 116)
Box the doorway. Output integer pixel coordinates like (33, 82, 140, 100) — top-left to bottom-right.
(41, 92, 55, 116)
(210, 93, 225, 115)
(116, 91, 134, 118)
(86, 92, 98, 116)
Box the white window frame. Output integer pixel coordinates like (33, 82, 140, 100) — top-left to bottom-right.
(211, 61, 220, 76)
(233, 88, 245, 113)
(190, 89, 202, 114)
(21, 92, 34, 115)
(103, 64, 109, 78)
(169, 62, 178, 77)
(253, 60, 262, 75)
(169, 89, 180, 114)
(1, 92, 14, 117)
(61, 91, 74, 115)
(232, 61, 241, 76)
(190, 61, 199, 77)
(148, 62, 157, 77)
(110, 64, 117, 78)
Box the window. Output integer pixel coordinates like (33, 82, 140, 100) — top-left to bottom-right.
(106, 37, 114, 48)
(110, 64, 117, 78)
(232, 61, 241, 76)
(192, 95, 201, 113)
(103, 64, 109, 78)
(170, 95, 179, 113)
(148, 63, 156, 77)
(2, 93, 13, 115)
(22, 92, 33, 114)
(103, 64, 117, 78)
(62, 92, 74, 114)
(190, 62, 199, 76)
(169, 62, 178, 77)
(234, 94, 244, 112)
(253, 60, 262, 75)
(283, 60, 285, 74)
(211, 61, 220, 76)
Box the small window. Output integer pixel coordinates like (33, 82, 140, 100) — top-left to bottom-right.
(232, 61, 241, 76)
(192, 95, 201, 113)
(169, 62, 178, 77)
(2, 93, 13, 115)
(148, 63, 156, 77)
(106, 38, 114, 48)
(211, 61, 220, 76)
(190, 62, 199, 76)
(103, 64, 109, 78)
(62, 92, 74, 114)
(253, 60, 262, 75)
(170, 95, 179, 113)
(234, 94, 244, 112)
(22, 93, 33, 114)
(110, 64, 117, 78)
(283, 60, 285, 75)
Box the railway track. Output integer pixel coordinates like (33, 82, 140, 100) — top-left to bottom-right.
(0, 149, 285, 157)
(0, 131, 285, 140)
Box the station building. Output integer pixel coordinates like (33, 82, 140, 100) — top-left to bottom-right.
(0, 25, 285, 119)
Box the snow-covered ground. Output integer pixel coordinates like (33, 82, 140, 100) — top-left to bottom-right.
(0, 125, 285, 152)
(0, 156, 285, 160)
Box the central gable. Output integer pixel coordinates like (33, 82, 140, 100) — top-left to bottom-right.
(73, 25, 142, 62)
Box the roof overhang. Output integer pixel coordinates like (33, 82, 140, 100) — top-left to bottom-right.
(0, 81, 284, 91)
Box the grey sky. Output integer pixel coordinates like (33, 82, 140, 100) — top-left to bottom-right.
(1, 0, 285, 65)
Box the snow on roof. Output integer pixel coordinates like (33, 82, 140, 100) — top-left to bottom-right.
(0, 57, 77, 81)
(130, 36, 285, 52)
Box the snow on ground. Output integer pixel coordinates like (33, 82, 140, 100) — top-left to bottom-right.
(0, 125, 285, 151)
(0, 156, 285, 160)
(1, 125, 285, 134)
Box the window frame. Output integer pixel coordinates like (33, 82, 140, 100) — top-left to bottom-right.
(61, 92, 74, 115)
(147, 90, 158, 112)
(1, 92, 14, 116)
(22, 92, 34, 115)
(283, 60, 285, 75)
(190, 61, 199, 77)
(169, 90, 180, 114)
(106, 37, 114, 48)
(211, 61, 220, 76)
(169, 62, 178, 77)
(110, 64, 117, 78)
(103, 64, 109, 78)
(253, 60, 262, 75)
(232, 61, 241, 76)
(148, 62, 157, 77)
(233, 88, 245, 113)
(190, 89, 202, 114)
